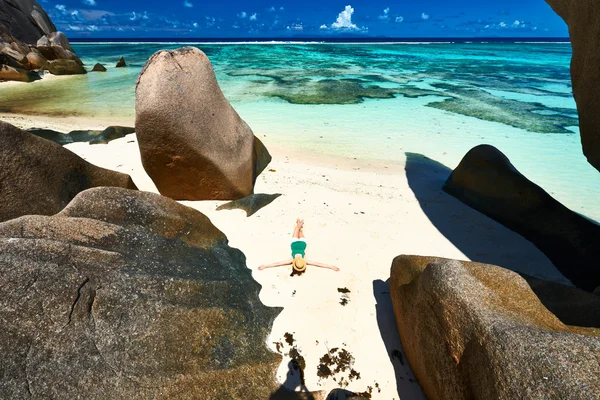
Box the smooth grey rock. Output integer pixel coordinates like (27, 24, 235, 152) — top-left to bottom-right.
(0, 187, 282, 399)
(545, 0, 600, 173)
(135, 47, 271, 200)
(390, 255, 600, 400)
(0, 121, 136, 223)
(443, 145, 600, 292)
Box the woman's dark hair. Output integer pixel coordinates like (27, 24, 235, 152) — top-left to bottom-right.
(290, 268, 306, 277)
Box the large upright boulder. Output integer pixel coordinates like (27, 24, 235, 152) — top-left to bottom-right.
(443, 145, 600, 292)
(0, 187, 282, 398)
(390, 255, 600, 400)
(0, 121, 136, 223)
(135, 46, 271, 200)
(545, 0, 600, 173)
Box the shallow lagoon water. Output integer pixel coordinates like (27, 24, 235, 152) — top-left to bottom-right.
(1, 42, 599, 221)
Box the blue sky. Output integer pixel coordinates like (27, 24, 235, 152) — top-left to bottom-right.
(43, 0, 568, 38)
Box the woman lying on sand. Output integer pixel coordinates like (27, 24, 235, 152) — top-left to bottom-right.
(258, 219, 339, 276)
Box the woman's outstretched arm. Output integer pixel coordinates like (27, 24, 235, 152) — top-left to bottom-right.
(305, 259, 340, 272)
(258, 259, 293, 270)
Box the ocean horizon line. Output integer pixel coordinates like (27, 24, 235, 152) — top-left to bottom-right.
(69, 37, 570, 44)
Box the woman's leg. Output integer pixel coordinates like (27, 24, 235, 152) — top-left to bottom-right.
(292, 221, 301, 238)
(292, 219, 304, 239)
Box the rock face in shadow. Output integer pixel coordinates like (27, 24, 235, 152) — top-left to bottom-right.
(217, 193, 282, 217)
(521, 274, 600, 328)
(0, 187, 282, 398)
(28, 126, 136, 145)
(443, 145, 600, 292)
(135, 46, 271, 201)
(390, 255, 600, 400)
(545, 0, 600, 173)
(0, 0, 56, 45)
(0, 121, 137, 223)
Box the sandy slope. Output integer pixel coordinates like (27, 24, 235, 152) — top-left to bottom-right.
(6, 115, 568, 398)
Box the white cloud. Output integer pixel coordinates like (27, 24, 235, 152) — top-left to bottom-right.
(192, 22, 198, 28)
(395, 16, 404, 23)
(268, 6, 275, 12)
(55, 4, 67, 14)
(512, 20, 520, 27)
(378, 7, 390, 20)
(130, 11, 137, 21)
(238, 11, 247, 18)
(183, 0, 193, 7)
(68, 25, 82, 30)
(499, 21, 507, 27)
(320, 24, 328, 29)
(331, 5, 358, 30)
(82, 0, 96, 6)
(250, 13, 257, 21)
(86, 25, 99, 31)
(421, 12, 429, 20)
(280, 6, 284, 11)
(484, 24, 489, 29)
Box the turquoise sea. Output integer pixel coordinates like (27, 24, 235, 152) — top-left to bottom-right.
(2, 41, 599, 221)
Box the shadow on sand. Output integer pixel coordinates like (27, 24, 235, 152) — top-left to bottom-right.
(373, 152, 600, 399)
(402, 152, 563, 273)
(269, 360, 318, 400)
(373, 279, 427, 400)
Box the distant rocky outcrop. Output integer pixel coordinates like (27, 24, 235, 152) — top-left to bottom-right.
(115, 56, 126, 67)
(0, 62, 38, 81)
(545, 0, 600, 173)
(26, 50, 47, 69)
(92, 62, 106, 72)
(0, 0, 85, 81)
(27, 125, 136, 145)
(0, 121, 137, 223)
(0, 0, 56, 44)
(390, 255, 600, 400)
(443, 145, 600, 293)
(0, 187, 281, 398)
(135, 46, 272, 200)
(45, 59, 85, 75)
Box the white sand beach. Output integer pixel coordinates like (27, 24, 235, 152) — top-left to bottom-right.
(6, 115, 569, 398)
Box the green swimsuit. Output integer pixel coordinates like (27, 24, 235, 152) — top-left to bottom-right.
(291, 239, 307, 258)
